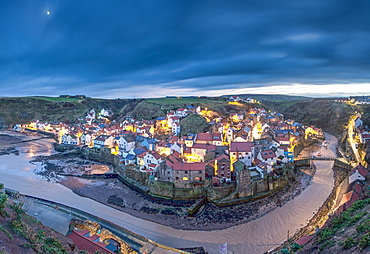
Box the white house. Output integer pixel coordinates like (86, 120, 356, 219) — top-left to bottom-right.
(174, 108, 189, 118)
(80, 133, 93, 146)
(170, 143, 181, 154)
(93, 135, 114, 148)
(85, 109, 96, 125)
(61, 134, 79, 145)
(143, 151, 162, 170)
(257, 149, 277, 165)
(360, 130, 370, 143)
(355, 117, 363, 129)
(114, 136, 135, 152)
(226, 127, 238, 143)
(229, 142, 254, 167)
(349, 165, 368, 184)
(172, 122, 181, 136)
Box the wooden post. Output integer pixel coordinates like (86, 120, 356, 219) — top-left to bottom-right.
(287, 230, 289, 241)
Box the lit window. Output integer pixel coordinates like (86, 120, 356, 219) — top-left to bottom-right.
(183, 177, 188, 180)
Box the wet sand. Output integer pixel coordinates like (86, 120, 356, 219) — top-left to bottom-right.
(33, 147, 317, 232)
(55, 166, 314, 232)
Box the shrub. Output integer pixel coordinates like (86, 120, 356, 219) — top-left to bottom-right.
(0, 225, 12, 239)
(356, 219, 370, 234)
(340, 237, 356, 249)
(290, 242, 302, 252)
(279, 247, 292, 254)
(318, 228, 335, 243)
(359, 233, 370, 250)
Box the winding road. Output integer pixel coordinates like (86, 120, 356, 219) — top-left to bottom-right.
(0, 132, 337, 254)
(348, 117, 361, 162)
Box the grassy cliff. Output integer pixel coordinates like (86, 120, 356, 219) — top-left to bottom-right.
(0, 97, 137, 127)
(180, 114, 210, 135)
(296, 197, 370, 254)
(265, 99, 358, 136)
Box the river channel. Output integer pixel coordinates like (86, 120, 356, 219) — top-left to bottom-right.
(0, 132, 337, 254)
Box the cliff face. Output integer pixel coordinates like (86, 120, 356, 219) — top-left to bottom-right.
(265, 99, 356, 136)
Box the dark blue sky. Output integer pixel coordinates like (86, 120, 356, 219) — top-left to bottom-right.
(1, 0, 370, 98)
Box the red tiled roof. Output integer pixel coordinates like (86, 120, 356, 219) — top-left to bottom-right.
(192, 143, 216, 152)
(353, 165, 368, 178)
(151, 151, 162, 160)
(166, 160, 174, 167)
(196, 133, 213, 141)
(67, 230, 115, 254)
(168, 155, 180, 164)
(339, 190, 361, 209)
(137, 153, 146, 158)
(230, 142, 254, 152)
(353, 182, 364, 194)
(172, 151, 181, 158)
(156, 142, 168, 147)
(261, 150, 276, 160)
(209, 154, 230, 163)
(168, 136, 179, 143)
(296, 235, 314, 246)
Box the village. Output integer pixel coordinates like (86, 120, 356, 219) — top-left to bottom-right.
(15, 96, 326, 202)
(6, 96, 370, 253)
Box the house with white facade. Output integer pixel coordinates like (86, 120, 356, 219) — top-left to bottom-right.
(143, 151, 162, 170)
(114, 136, 135, 152)
(257, 149, 277, 168)
(229, 142, 254, 167)
(349, 165, 368, 184)
(93, 135, 114, 148)
(175, 108, 189, 118)
(172, 122, 181, 136)
(61, 134, 79, 145)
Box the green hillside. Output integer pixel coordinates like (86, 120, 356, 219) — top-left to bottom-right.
(0, 97, 136, 127)
(264, 99, 359, 136)
(180, 114, 210, 135)
(296, 197, 370, 254)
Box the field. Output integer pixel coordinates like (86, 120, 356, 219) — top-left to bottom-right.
(146, 97, 226, 107)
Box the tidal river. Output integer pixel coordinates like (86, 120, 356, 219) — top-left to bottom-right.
(0, 132, 336, 254)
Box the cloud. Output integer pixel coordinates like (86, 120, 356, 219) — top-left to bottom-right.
(1, 0, 370, 97)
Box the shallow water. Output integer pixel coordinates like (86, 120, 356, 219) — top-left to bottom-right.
(0, 133, 336, 254)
